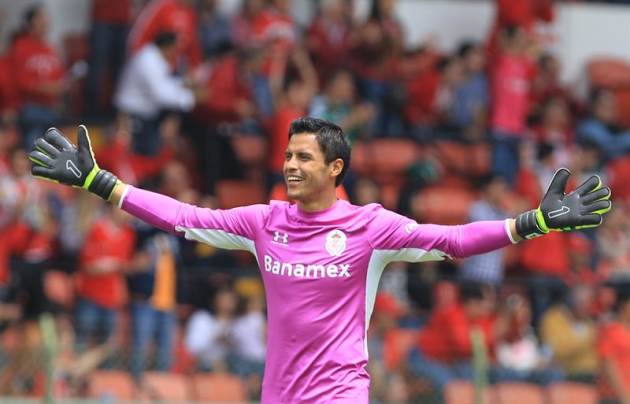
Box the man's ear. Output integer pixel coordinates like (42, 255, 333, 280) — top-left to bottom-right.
(330, 158, 344, 178)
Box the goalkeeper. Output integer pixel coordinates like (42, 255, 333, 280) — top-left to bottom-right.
(29, 119, 611, 403)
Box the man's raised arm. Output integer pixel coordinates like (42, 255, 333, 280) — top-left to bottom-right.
(29, 125, 264, 251)
(369, 169, 612, 262)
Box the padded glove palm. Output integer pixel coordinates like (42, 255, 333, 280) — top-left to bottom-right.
(515, 168, 612, 239)
(29, 125, 119, 201)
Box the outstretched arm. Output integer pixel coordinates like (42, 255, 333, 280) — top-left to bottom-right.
(29, 126, 265, 251)
(370, 169, 611, 262)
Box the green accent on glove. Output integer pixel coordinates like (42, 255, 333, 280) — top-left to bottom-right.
(535, 208, 550, 233)
(82, 164, 101, 190)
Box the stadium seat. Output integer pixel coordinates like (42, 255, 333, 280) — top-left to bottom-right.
(350, 141, 370, 176)
(87, 370, 136, 400)
(547, 382, 597, 404)
(413, 186, 475, 225)
(444, 381, 493, 404)
(613, 88, 630, 128)
(142, 372, 191, 401)
(192, 372, 248, 402)
(587, 57, 630, 89)
(494, 382, 545, 404)
(231, 134, 267, 167)
(215, 180, 267, 209)
(368, 138, 420, 182)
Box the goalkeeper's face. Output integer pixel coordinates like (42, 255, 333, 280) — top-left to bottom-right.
(283, 133, 341, 203)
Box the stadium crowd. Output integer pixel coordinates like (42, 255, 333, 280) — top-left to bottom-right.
(0, 0, 630, 402)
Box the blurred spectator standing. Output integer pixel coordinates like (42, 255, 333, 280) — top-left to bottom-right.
(128, 0, 202, 71)
(350, 0, 404, 137)
(83, 0, 133, 120)
(309, 69, 375, 144)
(74, 205, 135, 353)
(267, 47, 318, 187)
(198, 0, 233, 60)
(0, 54, 18, 126)
(185, 288, 239, 371)
(306, 0, 353, 86)
(229, 294, 266, 399)
(231, 0, 266, 48)
(114, 31, 203, 156)
(489, 25, 536, 186)
(459, 175, 510, 286)
(540, 284, 598, 383)
(597, 291, 630, 404)
(408, 282, 503, 402)
(493, 294, 564, 385)
(446, 41, 489, 142)
(487, 0, 554, 57)
(127, 229, 180, 380)
(10, 5, 65, 149)
(577, 89, 630, 162)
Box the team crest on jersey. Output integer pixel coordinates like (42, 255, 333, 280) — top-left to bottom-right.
(325, 229, 347, 256)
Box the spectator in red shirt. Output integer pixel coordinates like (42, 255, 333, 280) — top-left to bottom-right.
(598, 291, 630, 404)
(0, 56, 18, 125)
(84, 0, 133, 120)
(75, 204, 135, 352)
(267, 48, 318, 187)
(200, 47, 263, 126)
(408, 282, 503, 401)
(349, 0, 404, 137)
(306, 0, 353, 86)
(231, 0, 266, 49)
(251, 0, 296, 50)
(128, 0, 202, 70)
(490, 25, 536, 186)
(10, 5, 65, 149)
(487, 0, 554, 57)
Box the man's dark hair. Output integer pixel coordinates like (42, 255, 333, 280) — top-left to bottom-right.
(288, 117, 351, 187)
(153, 31, 178, 48)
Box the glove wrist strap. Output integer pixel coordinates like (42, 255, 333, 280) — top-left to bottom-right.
(515, 209, 548, 239)
(87, 169, 119, 201)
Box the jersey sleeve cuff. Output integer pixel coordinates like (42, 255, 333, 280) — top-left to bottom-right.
(505, 219, 518, 244)
(117, 184, 131, 209)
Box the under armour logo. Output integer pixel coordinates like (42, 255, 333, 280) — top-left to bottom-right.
(548, 206, 570, 219)
(66, 160, 82, 178)
(273, 231, 289, 244)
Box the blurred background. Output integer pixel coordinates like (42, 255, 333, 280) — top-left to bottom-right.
(0, 0, 630, 403)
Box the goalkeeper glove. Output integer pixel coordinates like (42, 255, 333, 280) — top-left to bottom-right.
(515, 168, 612, 239)
(28, 125, 119, 201)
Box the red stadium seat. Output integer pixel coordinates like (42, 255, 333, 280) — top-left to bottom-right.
(215, 180, 266, 209)
(413, 186, 475, 225)
(547, 382, 597, 404)
(444, 381, 493, 404)
(368, 138, 420, 182)
(231, 134, 267, 166)
(350, 141, 370, 176)
(87, 370, 136, 400)
(587, 57, 630, 89)
(494, 382, 545, 404)
(192, 372, 248, 402)
(142, 372, 191, 401)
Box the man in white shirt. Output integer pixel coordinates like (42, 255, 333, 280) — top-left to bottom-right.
(114, 31, 202, 156)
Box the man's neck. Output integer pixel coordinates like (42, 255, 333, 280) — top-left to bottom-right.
(297, 193, 338, 213)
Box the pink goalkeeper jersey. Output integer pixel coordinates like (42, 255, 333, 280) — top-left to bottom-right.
(120, 186, 514, 403)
